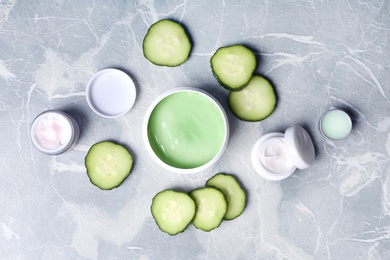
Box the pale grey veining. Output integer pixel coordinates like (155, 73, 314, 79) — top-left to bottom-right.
(1, 0, 390, 259)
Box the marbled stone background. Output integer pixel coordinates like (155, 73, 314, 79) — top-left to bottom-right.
(1, 0, 389, 259)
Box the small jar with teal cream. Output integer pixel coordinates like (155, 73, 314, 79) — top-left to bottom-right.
(319, 109, 352, 141)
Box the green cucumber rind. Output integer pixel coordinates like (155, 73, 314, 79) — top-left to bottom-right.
(143, 19, 191, 67)
(206, 173, 246, 220)
(189, 187, 227, 232)
(151, 189, 196, 236)
(85, 141, 133, 190)
(228, 75, 276, 122)
(213, 75, 250, 92)
(210, 44, 257, 91)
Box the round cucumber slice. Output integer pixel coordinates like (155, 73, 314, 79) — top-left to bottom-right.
(151, 190, 196, 235)
(211, 44, 257, 91)
(206, 173, 246, 220)
(228, 75, 276, 121)
(189, 187, 227, 231)
(143, 19, 192, 67)
(85, 141, 133, 190)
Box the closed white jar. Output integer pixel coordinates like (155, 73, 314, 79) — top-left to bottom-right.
(251, 126, 315, 181)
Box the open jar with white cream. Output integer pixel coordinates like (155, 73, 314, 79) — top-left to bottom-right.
(30, 110, 80, 155)
(251, 126, 315, 181)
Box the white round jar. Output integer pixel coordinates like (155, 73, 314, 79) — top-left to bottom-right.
(319, 109, 352, 141)
(251, 126, 315, 181)
(30, 110, 80, 155)
(143, 87, 229, 174)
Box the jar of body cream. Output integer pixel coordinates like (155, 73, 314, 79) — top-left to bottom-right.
(30, 110, 80, 155)
(251, 126, 315, 181)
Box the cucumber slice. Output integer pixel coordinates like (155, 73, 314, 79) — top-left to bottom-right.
(143, 19, 191, 67)
(206, 173, 246, 220)
(211, 44, 256, 91)
(151, 190, 196, 235)
(85, 141, 133, 190)
(189, 187, 227, 231)
(228, 75, 276, 121)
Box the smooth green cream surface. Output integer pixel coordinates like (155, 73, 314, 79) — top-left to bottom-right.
(148, 91, 226, 169)
(321, 110, 352, 140)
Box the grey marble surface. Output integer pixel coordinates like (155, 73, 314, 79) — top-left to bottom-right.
(1, 0, 390, 259)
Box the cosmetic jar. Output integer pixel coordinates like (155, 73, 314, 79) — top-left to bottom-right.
(30, 110, 80, 155)
(319, 109, 352, 141)
(251, 126, 315, 181)
(143, 88, 229, 174)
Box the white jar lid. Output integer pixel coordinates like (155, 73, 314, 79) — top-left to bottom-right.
(284, 125, 315, 169)
(86, 69, 136, 118)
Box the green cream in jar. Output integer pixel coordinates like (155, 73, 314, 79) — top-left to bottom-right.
(147, 91, 226, 169)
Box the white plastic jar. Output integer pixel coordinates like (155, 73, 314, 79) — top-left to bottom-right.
(30, 110, 80, 155)
(319, 109, 352, 141)
(143, 88, 229, 174)
(251, 126, 315, 181)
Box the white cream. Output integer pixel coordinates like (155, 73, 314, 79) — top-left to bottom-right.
(252, 126, 315, 181)
(258, 137, 294, 174)
(31, 111, 79, 154)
